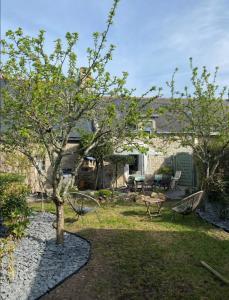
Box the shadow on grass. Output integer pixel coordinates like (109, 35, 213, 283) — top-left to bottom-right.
(152, 209, 208, 229)
(65, 217, 78, 223)
(40, 226, 229, 300)
(123, 212, 207, 232)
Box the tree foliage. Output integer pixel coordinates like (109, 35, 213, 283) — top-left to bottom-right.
(167, 58, 229, 193)
(0, 0, 160, 243)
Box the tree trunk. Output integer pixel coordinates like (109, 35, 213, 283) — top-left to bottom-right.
(211, 160, 220, 177)
(94, 160, 99, 190)
(115, 163, 118, 189)
(201, 162, 210, 190)
(71, 156, 85, 188)
(56, 202, 64, 244)
(201, 160, 219, 211)
(101, 161, 104, 189)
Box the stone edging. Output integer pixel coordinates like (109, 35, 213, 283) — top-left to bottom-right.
(0, 212, 92, 300)
(196, 210, 229, 233)
(35, 212, 92, 300)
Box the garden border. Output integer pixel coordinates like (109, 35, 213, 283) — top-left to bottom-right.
(196, 210, 229, 233)
(25, 210, 92, 300)
(37, 231, 92, 299)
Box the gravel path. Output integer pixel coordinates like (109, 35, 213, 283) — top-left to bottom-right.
(0, 212, 90, 300)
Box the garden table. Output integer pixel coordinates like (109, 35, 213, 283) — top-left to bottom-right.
(143, 198, 165, 218)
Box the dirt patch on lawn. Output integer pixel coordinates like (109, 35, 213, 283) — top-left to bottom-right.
(41, 229, 117, 300)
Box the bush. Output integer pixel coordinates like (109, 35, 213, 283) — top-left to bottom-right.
(0, 237, 15, 281)
(0, 172, 25, 188)
(0, 173, 31, 239)
(95, 189, 112, 199)
(205, 173, 229, 219)
(1, 187, 31, 238)
(207, 174, 228, 202)
(157, 166, 173, 175)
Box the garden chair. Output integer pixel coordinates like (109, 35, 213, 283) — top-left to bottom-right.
(134, 175, 145, 192)
(151, 174, 171, 190)
(171, 190, 204, 219)
(170, 171, 182, 190)
(143, 176, 154, 192)
(66, 191, 101, 222)
(127, 176, 137, 192)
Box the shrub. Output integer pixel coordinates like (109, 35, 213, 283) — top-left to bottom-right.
(206, 173, 229, 219)
(157, 166, 173, 175)
(95, 189, 112, 199)
(207, 174, 227, 202)
(0, 173, 31, 239)
(1, 188, 31, 238)
(0, 237, 15, 281)
(0, 172, 25, 188)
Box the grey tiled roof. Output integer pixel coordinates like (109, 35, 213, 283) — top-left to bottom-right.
(1, 79, 228, 137)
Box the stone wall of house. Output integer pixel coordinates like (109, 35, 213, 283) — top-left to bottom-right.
(0, 143, 81, 193)
(146, 138, 193, 175)
(0, 151, 41, 193)
(77, 160, 125, 189)
(147, 155, 169, 174)
(61, 143, 79, 171)
(0, 137, 193, 191)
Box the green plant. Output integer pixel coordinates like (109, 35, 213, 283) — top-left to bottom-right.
(0, 175, 31, 239)
(157, 166, 173, 175)
(167, 60, 229, 193)
(2, 191, 31, 238)
(0, 173, 25, 190)
(1, 0, 160, 244)
(95, 189, 113, 199)
(0, 236, 16, 281)
(207, 174, 227, 202)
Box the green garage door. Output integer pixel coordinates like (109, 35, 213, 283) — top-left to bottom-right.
(174, 152, 194, 186)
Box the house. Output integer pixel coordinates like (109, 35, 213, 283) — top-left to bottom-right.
(0, 77, 195, 191)
(119, 98, 195, 187)
(63, 98, 195, 189)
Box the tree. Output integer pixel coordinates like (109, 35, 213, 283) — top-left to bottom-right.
(107, 154, 134, 188)
(0, 0, 160, 243)
(167, 58, 229, 194)
(88, 139, 113, 189)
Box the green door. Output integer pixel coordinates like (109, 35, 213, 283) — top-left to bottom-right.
(174, 152, 194, 186)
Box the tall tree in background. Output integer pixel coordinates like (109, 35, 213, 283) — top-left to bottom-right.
(0, 0, 160, 243)
(87, 139, 113, 190)
(167, 58, 229, 194)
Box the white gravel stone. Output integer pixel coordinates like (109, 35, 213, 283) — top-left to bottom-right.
(0, 212, 90, 300)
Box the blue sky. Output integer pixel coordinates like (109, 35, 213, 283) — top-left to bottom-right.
(1, 0, 229, 96)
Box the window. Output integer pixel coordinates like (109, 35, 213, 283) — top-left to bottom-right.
(129, 155, 139, 174)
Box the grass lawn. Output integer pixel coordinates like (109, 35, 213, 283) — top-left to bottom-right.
(29, 199, 229, 300)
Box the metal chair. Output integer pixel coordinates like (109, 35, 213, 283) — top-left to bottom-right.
(127, 176, 137, 192)
(66, 191, 101, 222)
(171, 190, 204, 219)
(170, 171, 182, 190)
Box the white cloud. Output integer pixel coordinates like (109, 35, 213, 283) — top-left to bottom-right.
(165, 0, 229, 61)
